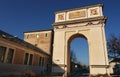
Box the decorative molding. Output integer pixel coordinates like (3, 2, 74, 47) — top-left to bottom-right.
(90, 65, 109, 68)
(55, 4, 103, 14)
(54, 17, 106, 29)
(53, 16, 106, 27)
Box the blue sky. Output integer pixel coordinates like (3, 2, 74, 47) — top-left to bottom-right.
(70, 38, 89, 65)
(0, 0, 120, 65)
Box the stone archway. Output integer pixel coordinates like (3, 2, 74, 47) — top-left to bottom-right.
(52, 4, 110, 77)
(67, 33, 89, 76)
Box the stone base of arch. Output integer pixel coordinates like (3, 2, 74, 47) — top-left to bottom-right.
(52, 64, 110, 77)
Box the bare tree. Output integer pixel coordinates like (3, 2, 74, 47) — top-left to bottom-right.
(70, 50, 77, 73)
(70, 50, 77, 63)
(107, 35, 120, 74)
(107, 35, 120, 60)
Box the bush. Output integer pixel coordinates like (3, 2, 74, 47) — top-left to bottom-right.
(25, 70, 36, 77)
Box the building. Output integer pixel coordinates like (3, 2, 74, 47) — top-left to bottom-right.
(0, 29, 52, 76)
(109, 58, 120, 74)
(24, 29, 53, 55)
(0, 4, 111, 77)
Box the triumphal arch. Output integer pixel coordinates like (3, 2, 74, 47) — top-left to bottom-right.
(52, 4, 110, 76)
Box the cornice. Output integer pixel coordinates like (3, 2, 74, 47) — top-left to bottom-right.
(55, 4, 103, 14)
(52, 16, 107, 27)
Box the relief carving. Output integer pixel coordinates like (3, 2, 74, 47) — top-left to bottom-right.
(90, 8, 98, 16)
(69, 11, 86, 19)
(58, 14, 64, 21)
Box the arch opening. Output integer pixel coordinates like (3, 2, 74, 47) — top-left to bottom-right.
(67, 34, 90, 76)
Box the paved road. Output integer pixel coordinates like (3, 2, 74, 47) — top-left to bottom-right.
(72, 72, 89, 77)
(72, 73, 88, 77)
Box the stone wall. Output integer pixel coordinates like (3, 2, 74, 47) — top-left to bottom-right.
(24, 30, 53, 55)
(33, 53, 39, 66)
(0, 64, 46, 76)
(13, 48, 25, 64)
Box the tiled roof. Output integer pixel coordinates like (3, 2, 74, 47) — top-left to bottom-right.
(24, 29, 53, 33)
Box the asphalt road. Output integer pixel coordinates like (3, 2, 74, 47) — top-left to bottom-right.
(72, 71, 89, 77)
(72, 73, 88, 77)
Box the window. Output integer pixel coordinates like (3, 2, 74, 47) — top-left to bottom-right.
(29, 54, 33, 65)
(39, 57, 42, 66)
(42, 57, 44, 67)
(0, 46, 6, 63)
(24, 53, 29, 65)
(45, 33, 48, 38)
(36, 34, 39, 38)
(26, 34, 29, 39)
(6, 48, 14, 64)
(35, 44, 38, 46)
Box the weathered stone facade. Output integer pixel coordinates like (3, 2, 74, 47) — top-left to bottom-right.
(52, 4, 110, 77)
(0, 30, 51, 76)
(24, 30, 53, 55)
